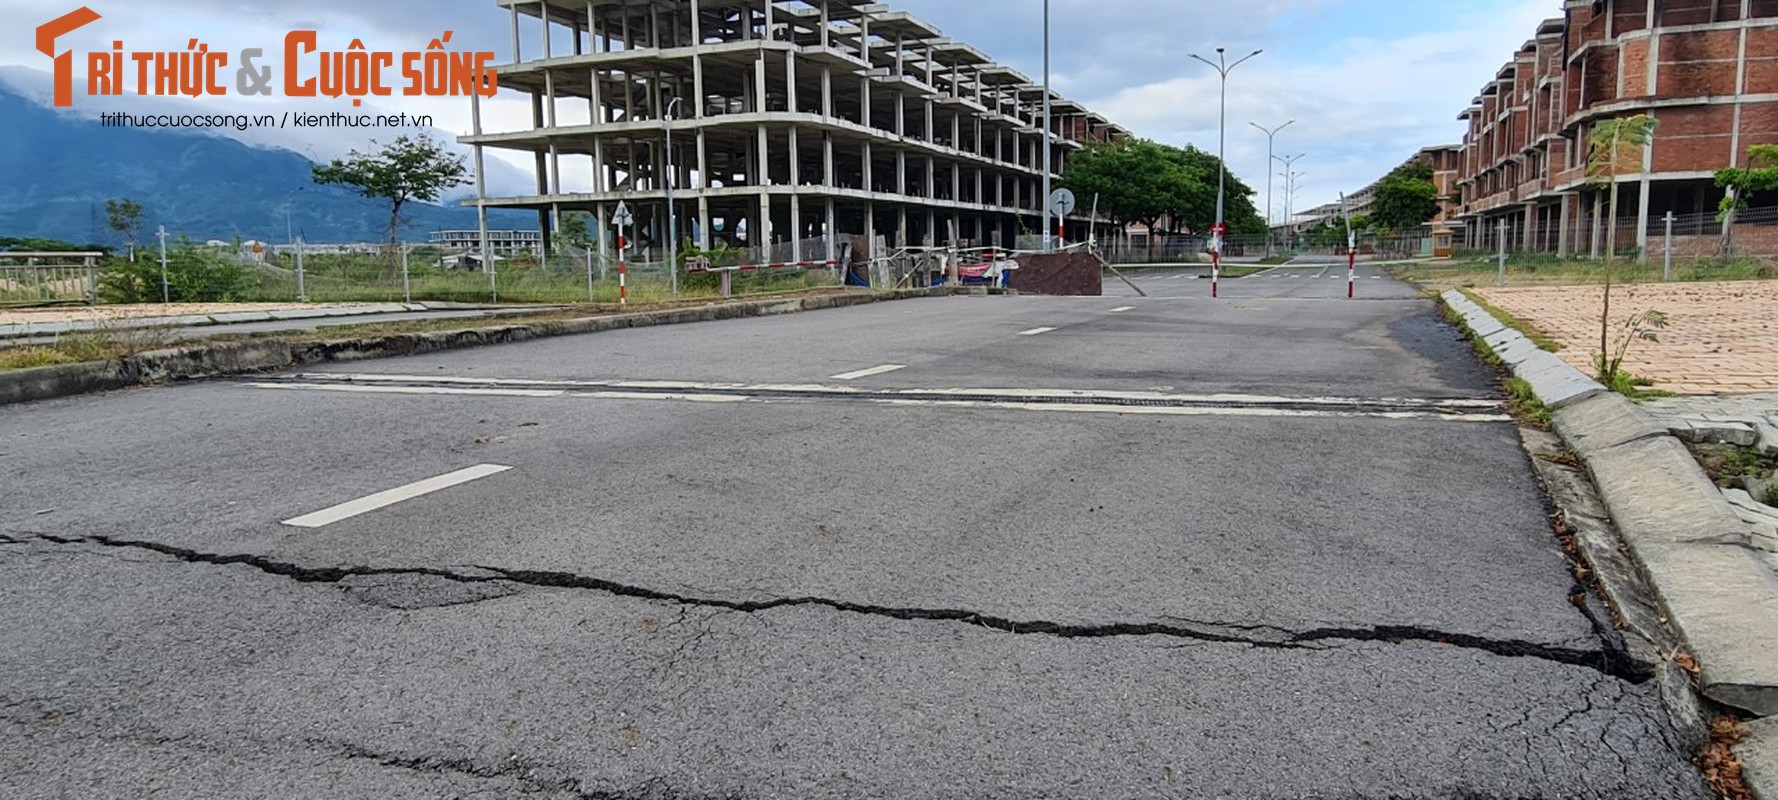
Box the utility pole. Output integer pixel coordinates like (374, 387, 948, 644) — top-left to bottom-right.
(1250, 121, 1295, 258)
(1497, 218, 1509, 288)
(1663, 211, 1675, 282)
(294, 236, 307, 302)
(1189, 47, 1262, 293)
(1041, 0, 1052, 252)
(664, 96, 682, 297)
(156, 225, 169, 304)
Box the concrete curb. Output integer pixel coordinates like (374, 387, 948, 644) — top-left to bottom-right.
(1442, 289, 1778, 725)
(1, 288, 984, 407)
(0, 303, 426, 339)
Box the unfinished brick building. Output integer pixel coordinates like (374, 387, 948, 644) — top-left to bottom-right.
(1455, 0, 1778, 257)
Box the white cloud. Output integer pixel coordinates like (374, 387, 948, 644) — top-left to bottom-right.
(1088, 1, 1559, 216)
(2, 0, 1563, 209)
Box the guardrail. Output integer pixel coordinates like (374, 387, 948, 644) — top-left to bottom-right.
(0, 252, 103, 307)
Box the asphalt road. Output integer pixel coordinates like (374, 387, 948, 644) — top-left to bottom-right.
(0, 269, 1711, 798)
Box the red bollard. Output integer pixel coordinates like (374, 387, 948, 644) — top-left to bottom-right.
(1347, 248, 1356, 299)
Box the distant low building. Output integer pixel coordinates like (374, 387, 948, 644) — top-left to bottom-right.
(430, 229, 543, 253)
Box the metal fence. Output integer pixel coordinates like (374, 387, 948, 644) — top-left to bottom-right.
(0, 239, 852, 308)
(0, 252, 101, 306)
(1467, 205, 1778, 260)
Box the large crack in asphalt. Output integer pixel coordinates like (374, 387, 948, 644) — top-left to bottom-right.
(0, 530, 1651, 683)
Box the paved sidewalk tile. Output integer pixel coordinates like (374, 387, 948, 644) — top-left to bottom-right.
(1474, 281, 1778, 395)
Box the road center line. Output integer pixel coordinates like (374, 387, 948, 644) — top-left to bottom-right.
(282, 464, 513, 528)
(1109, 306, 1136, 313)
(831, 363, 907, 380)
(1019, 327, 1058, 336)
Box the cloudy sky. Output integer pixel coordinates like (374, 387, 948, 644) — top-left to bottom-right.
(1, 0, 1563, 215)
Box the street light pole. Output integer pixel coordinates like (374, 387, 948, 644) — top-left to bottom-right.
(664, 96, 682, 297)
(1249, 120, 1295, 257)
(1189, 47, 1261, 295)
(1041, 0, 1052, 252)
(1273, 154, 1305, 249)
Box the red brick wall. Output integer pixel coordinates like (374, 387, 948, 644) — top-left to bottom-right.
(1651, 105, 1734, 171)
(1614, 0, 1651, 35)
(1661, 0, 1719, 27)
(1658, 29, 1741, 97)
(1622, 38, 1651, 97)
(1748, 27, 1778, 94)
(1583, 47, 1620, 106)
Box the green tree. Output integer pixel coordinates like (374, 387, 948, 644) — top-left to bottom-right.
(1369, 161, 1440, 232)
(1162, 145, 1261, 235)
(313, 134, 469, 250)
(98, 237, 252, 303)
(1060, 139, 1179, 234)
(104, 198, 144, 262)
(1585, 114, 1658, 386)
(1715, 144, 1778, 257)
(554, 211, 592, 253)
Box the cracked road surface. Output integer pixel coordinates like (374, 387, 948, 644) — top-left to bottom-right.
(0, 275, 1711, 798)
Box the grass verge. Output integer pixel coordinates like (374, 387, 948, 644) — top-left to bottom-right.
(1458, 288, 1562, 352)
(0, 287, 855, 372)
(1391, 254, 1778, 292)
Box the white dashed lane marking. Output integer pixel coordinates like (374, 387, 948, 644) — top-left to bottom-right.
(282, 464, 513, 528)
(831, 364, 908, 381)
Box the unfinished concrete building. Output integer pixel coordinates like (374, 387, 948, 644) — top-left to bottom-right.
(461, 0, 1132, 265)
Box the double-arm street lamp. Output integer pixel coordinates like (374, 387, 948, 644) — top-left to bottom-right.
(1188, 47, 1261, 264)
(1249, 120, 1295, 257)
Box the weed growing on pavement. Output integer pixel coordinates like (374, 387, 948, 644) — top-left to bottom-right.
(0, 345, 76, 370)
(1594, 309, 1668, 390)
(0, 322, 177, 371)
(1687, 443, 1775, 487)
(1505, 377, 1551, 427)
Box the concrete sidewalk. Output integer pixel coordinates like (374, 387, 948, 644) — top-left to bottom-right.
(1473, 281, 1778, 395)
(1445, 289, 1778, 799)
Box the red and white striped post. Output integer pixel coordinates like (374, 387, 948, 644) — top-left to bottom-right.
(1210, 222, 1225, 299)
(618, 233, 628, 305)
(1346, 231, 1356, 299)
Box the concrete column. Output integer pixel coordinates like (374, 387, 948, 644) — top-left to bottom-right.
(1558, 194, 1572, 258)
(759, 193, 772, 252)
(825, 197, 837, 257)
(692, 0, 705, 118)
(1523, 203, 1534, 252)
(593, 1, 608, 54)
(755, 50, 768, 113)
(789, 125, 802, 260)
(822, 67, 832, 118)
(897, 206, 907, 248)
(863, 142, 873, 192)
(510, 5, 521, 62)
(541, 2, 552, 58)
(823, 133, 835, 187)
(786, 50, 799, 114)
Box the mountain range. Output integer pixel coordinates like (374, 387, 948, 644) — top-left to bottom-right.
(0, 80, 530, 245)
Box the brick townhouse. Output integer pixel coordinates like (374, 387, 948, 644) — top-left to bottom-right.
(1455, 0, 1778, 257)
